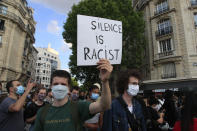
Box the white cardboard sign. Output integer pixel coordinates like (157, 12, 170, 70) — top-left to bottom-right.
(77, 15, 122, 66)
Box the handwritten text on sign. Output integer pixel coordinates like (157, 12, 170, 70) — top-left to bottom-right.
(77, 15, 122, 66)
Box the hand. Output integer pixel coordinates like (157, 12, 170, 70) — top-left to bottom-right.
(97, 59, 113, 82)
(26, 79, 36, 92)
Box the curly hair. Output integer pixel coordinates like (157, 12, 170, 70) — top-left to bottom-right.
(116, 69, 141, 95)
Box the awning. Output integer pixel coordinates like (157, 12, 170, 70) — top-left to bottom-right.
(141, 77, 197, 91)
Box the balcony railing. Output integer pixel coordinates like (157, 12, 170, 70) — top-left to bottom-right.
(17, 3, 26, 16)
(156, 26, 173, 37)
(26, 25, 35, 42)
(162, 72, 176, 79)
(154, 6, 169, 16)
(191, 1, 197, 6)
(0, 8, 26, 30)
(158, 50, 174, 58)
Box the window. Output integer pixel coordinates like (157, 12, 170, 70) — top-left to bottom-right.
(47, 64, 50, 68)
(156, 0, 168, 14)
(38, 63, 41, 66)
(159, 39, 172, 53)
(51, 56, 54, 58)
(43, 77, 45, 80)
(156, 19, 172, 37)
(24, 1, 27, 7)
(44, 53, 46, 55)
(194, 13, 197, 26)
(37, 69, 39, 73)
(22, 61, 24, 68)
(43, 70, 45, 73)
(162, 63, 176, 79)
(39, 57, 41, 60)
(36, 76, 39, 81)
(0, 5, 7, 15)
(48, 54, 50, 57)
(0, 19, 5, 31)
(158, 19, 170, 30)
(191, 0, 197, 6)
(55, 57, 56, 59)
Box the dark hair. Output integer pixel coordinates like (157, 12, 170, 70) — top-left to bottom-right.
(181, 91, 197, 131)
(116, 69, 141, 95)
(50, 70, 71, 85)
(89, 85, 99, 93)
(6, 80, 17, 93)
(47, 88, 52, 92)
(164, 90, 174, 100)
(36, 87, 47, 93)
(31, 91, 37, 99)
(0, 82, 2, 87)
(148, 97, 159, 106)
(71, 86, 79, 92)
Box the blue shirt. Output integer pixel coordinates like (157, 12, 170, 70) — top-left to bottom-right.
(102, 96, 147, 131)
(0, 97, 24, 131)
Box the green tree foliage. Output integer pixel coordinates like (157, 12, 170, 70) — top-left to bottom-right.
(71, 78, 79, 87)
(63, 0, 146, 88)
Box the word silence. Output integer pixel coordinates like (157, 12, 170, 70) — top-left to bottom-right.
(77, 15, 122, 66)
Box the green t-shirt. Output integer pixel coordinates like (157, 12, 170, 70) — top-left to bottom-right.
(33, 100, 93, 131)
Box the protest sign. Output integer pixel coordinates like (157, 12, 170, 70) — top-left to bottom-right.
(77, 15, 122, 66)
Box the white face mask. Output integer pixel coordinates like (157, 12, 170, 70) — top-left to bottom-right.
(127, 84, 139, 96)
(52, 85, 69, 100)
(153, 104, 161, 111)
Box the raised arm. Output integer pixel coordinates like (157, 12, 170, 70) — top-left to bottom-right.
(89, 59, 113, 114)
(9, 81, 35, 112)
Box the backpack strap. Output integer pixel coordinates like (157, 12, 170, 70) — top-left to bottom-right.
(117, 96, 142, 131)
(40, 104, 50, 127)
(70, 101, 80, 131)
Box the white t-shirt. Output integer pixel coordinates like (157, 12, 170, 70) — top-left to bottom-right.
(128, 105, 133, 113)
(85, 113, 100, 124)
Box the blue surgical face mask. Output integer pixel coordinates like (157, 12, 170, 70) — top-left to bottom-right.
(52, 85, 69, 100)
(16, 85, 25, 95)
(91, 93, 99, 100)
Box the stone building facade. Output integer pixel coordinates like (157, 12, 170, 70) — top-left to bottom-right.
(0, 0, 36, 87)
(133, 0, 197, 89)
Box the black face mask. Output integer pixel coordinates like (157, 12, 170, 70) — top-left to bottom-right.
(79, 96, 85, 100)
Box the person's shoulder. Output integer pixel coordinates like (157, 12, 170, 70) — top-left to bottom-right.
(112, 97, 119, 104)
(37, 104, 51, 114)
(110, 97, 122, 109)
(1, 97, 15, 104)
(133, 98, 142, 107)
(77, 100, 91, 107)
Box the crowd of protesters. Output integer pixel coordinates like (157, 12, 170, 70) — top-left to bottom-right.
(0, 59, 197, 131)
